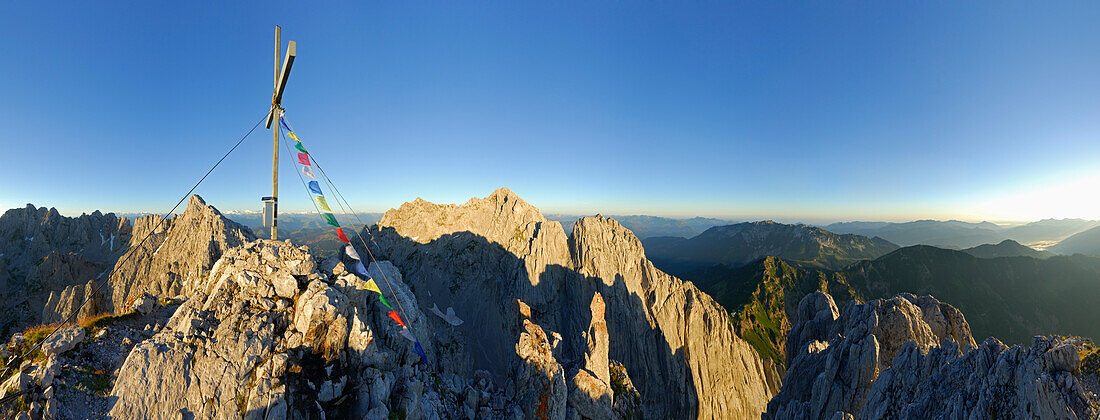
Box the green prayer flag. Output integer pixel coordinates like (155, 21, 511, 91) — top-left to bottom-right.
(321, 213, 340, 227)
(379, 294, 392, 309)
(294, 142, 308, 153)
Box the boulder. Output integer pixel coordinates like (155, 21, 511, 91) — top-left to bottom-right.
(41, 325, 84, 358)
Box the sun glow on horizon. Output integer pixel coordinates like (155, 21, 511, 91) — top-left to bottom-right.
(969, 172, 1100, 222)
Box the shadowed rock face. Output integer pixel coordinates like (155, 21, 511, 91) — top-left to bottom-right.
(370, 187, 774, 419)
(766, 291, 1099, 419)
(0, 204, 132, 337)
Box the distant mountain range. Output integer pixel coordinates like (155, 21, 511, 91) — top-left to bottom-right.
(644, 221, 899, 273)
(962, 239, 1053, 259)
(545, 214, 732, 240)
(234, 213, 380, 258)
(1049, 226, 1100, 256)
(825, 218, 1100, 250)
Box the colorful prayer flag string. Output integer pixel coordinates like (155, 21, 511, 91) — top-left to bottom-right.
(283, 112, 428, 364)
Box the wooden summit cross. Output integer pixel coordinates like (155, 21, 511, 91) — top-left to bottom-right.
(262, 25, 296, 240)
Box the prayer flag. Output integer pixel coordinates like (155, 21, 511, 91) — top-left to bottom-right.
(294, 142, 308, 153)
(399, 327, 415, 342)
(297, 152, 311, 165)
(354, 261, 369, 277)
(314, 196, 331, 212)
(302, 166, 317, 181)
(379, 294, 392, 309)
(345, 244, 361, 261)
(307, 181, 323, 195)
(413, 341, 427, 363)
(279, 117, 291, 132)
(361, 278, 381, 294)
(337, 228, 350, 243)
(321, 213, 339, 227)
(388, 311, 405, 327)
(287, 131, 300, 142)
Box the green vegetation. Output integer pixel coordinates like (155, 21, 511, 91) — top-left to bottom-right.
(688, 245, 1100, 369)
(684, 256, 863, 370)
(236, 393, 247, 415)
(74, 366, 112, 396)
(1081, 343, 1100, 376)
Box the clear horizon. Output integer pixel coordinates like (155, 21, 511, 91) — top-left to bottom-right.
(7, 191, 1088, 227)
(3, 2, 1099, 223)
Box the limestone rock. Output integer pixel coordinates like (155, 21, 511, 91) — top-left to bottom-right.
(41, 325, 84, 358)
(862, 335, 1098, 419)
(107, 195, 256, 313)
(0, 195, 256, 339)
(766, 291, 1099, 419)
(0, 204, 129, 337)
(514, 318, 567, 420)
(130, 293, 155, 315)
(567, 368, 613, 419)
(371, 188, 775, 418)
(107, 239, 461, 419)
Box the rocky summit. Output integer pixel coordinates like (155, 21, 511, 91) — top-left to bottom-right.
(766, 291, 1100, 419)
(0, 189, 776, 419)
(2, 189, 1097, 419)
(367, 188, 775, 419)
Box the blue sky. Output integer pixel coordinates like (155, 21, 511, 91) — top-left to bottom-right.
(2, 2, 1099, 223)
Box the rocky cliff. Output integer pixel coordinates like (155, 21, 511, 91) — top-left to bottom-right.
(368, 188, 775, 419)
(105, 195, 255, 313)
(0, 196, 255, 339)
(0, 205, 132, 337)
(766, 291, 1099, 419)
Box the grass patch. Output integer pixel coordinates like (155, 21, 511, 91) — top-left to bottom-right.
(74, 366, 112, 396)
(236, 393, 247, 414)
(1080, 343, 1100, 376)
(23, 323, 65, 346)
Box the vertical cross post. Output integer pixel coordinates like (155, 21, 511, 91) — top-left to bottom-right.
(271, 26, 280, 240)
(264, 25, 295, 241)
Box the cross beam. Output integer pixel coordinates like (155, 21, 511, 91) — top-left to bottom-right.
(263, 25, 296, 241)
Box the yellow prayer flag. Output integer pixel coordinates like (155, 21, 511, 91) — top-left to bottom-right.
(287, 132, 300, 142)
(314, 196, 331, 212)
(360, 278, 382, 295)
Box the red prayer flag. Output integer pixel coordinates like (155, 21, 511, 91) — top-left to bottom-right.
(388, 311, 406, 327)
(337, 228, 350, 243)
(297, 152, 311, 165)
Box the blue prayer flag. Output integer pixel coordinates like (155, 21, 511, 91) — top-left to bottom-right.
(414, 341, 427, 363)
(308, 181, 323, 195)
(354, 260, 369, 277)
(279, 117, 291, 132)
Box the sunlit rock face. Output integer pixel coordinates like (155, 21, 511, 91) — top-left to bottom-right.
(767, 291, 1100, 419)
(372, 187, 775, 419)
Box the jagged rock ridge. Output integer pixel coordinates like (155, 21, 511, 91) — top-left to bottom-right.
(0, 196, 255, 339)
(766, 291, 1099, 419)
(0, 205, 132, 336)
(369, 187, 775, 419)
